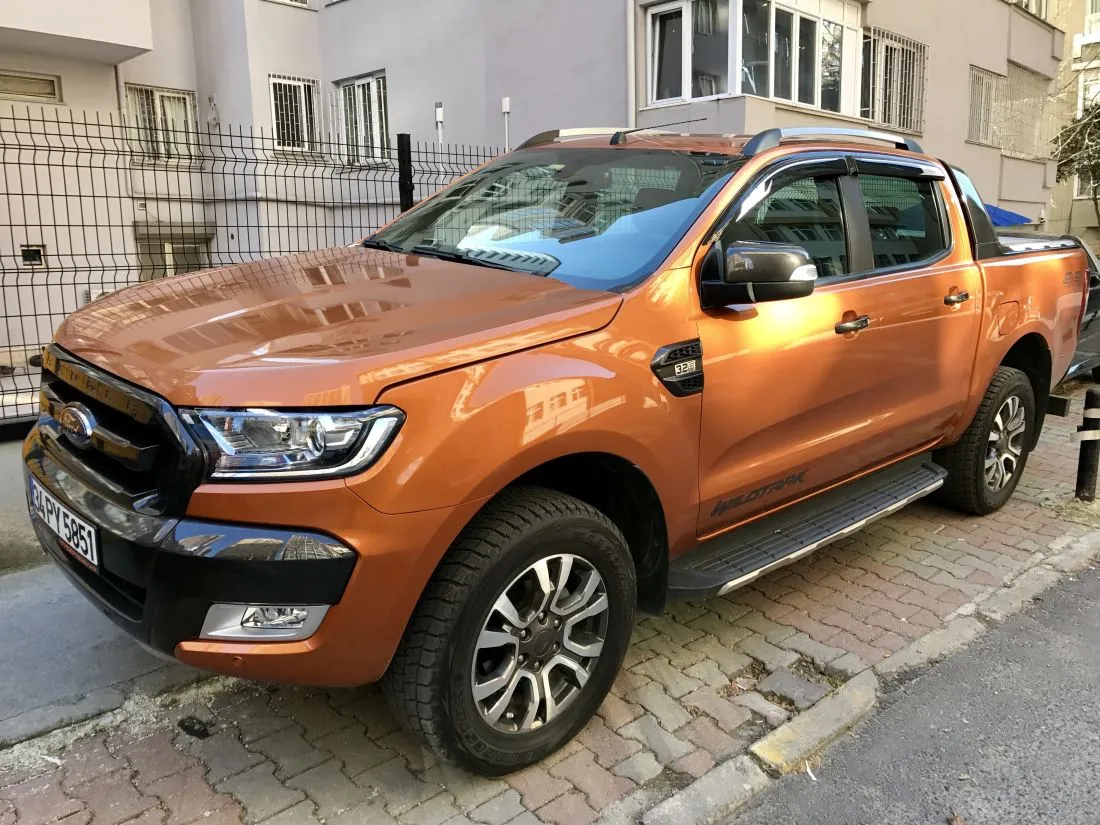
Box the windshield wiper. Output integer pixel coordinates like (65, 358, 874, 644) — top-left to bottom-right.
(409, 245, 522, 272)
(362, 237, 405, 252)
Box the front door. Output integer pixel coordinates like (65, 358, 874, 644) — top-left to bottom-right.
(695, 153, 981, 536)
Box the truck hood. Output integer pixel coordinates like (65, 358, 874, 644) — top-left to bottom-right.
(54, 246, 622, 407)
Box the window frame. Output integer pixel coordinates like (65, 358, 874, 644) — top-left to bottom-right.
(646, 1, 691, 104)
(124, 83, 198, 162)
(967, 66, 1004, 146)
(642, 0, 861, 116)
(337, 72, 390, 164)
(861, 28, 928, 134)
(850, 156, 954, 277)
(0, 70, 62, 104)
(706, 154, 857, 284)
(269, 74, 321, 152)
(702, 152, 953, 296)
(1088, 0, 1100, 37)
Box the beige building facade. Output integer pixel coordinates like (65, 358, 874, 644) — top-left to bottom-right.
(1043, 0, 1100, 244)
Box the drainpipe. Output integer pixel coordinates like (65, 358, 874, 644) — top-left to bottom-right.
(626, 0, 636, 127)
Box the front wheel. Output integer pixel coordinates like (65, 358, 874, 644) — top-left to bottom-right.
(383, 486, 636, 775)
(933, 366, 1035, 515)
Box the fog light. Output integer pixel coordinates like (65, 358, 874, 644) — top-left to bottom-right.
(241, 606, 309, 629)
(200, 603, 329, 641)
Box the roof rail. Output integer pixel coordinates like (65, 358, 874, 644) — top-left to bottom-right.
(741, 127, 925, 157)
(516, 128, 630, 150)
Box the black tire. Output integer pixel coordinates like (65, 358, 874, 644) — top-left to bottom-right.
(933, 366, 1035, 515)
(382, 486, 636, 775)
(1091, 365, 1100, 383)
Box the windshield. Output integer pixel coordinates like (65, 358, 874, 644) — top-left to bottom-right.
(370, 147, 745, 292)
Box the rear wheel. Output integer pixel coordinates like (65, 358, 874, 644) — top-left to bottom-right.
(1091, 365, 1100, 383)
(933, 366, 1035, 515)
(383, 486, 636, 775)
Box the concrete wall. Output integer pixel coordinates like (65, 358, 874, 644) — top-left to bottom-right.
(120, 0, 199, 93)
(0, 0, 153, 63)
(0, 52, 118, 113)
(320, 0, 628, 146)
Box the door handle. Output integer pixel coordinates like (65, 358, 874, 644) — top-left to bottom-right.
(944, 291, 971, 306)
(835, 315, 871, 334)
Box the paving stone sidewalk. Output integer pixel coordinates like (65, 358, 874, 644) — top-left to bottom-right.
(2, 382, 1097, 825)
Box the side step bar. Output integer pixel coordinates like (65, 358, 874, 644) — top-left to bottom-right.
(669, 456, 947, 600)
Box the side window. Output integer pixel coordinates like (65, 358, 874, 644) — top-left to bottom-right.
(723, 175, 849, 277)
(858, 175, 948, 268)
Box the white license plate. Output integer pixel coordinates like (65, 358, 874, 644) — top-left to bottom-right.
(28, 476, 99, 569)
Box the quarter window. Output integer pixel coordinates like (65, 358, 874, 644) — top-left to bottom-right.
(724, 174, 849, 278)
(857, 175, 947, 268)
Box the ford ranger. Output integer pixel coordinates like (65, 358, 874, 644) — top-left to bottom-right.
(23, 126, 1088, 774)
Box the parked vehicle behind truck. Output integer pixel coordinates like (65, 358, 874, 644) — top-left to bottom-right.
(24, 126, 1087, 774)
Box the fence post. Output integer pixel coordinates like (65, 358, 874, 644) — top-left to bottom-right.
(1075, 388, 1100, 501)
(397, 133, 414, 212)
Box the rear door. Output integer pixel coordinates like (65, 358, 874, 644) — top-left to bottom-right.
(834, 154, 984, 459)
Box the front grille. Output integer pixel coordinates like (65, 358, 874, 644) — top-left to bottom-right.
(38, 346, 205, 516)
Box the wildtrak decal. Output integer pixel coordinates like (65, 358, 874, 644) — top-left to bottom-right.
(710, 470, 808, 518)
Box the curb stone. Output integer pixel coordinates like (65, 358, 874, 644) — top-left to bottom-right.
(641, 756, 769, 825)
(748, 670, 878, 775)
(1044, 533, 1100, 573)
(977, 566, 1063, 622)
(873, 617, 985, 678)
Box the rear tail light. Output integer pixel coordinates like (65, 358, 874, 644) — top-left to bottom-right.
(1080, 264, 1091, 334)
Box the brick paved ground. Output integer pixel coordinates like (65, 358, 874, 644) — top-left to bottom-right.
(1, 382, 1096, 825)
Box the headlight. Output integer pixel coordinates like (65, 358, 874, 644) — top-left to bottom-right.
(182, 406, 404, 480)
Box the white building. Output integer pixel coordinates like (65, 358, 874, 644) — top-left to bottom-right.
(0, 0, 1067, 421)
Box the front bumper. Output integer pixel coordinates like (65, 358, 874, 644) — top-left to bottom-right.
(24, 426, 356, 656)
(24, 424, 486, 686)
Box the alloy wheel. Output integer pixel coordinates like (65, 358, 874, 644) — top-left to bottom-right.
(470, 554, 609, 734)
(985, 394, 1026, 491)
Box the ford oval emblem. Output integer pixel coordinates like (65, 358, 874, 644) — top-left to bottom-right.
(59, 402, 95, 449)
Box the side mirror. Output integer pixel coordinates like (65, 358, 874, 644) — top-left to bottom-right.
(699, 241, 817, 308)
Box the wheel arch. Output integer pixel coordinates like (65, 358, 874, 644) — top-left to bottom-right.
(998, 331, 1051, 448)
(509, 452, 670, 614)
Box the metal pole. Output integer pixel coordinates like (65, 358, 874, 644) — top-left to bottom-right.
(396, 133, 414, 213)
(1075, 388, 1100, 501)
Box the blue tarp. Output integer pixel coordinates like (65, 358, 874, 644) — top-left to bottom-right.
(985, 203, 1032, 227)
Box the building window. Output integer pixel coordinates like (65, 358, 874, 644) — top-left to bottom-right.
(645, 0, 859, 113)
(338, 73, 389, 163)
(998, 64, 1051, 158)
(0, 71, 61, 104)
(1080, 68, 1100, 116)
(1076, 170, 1095, 200)
(137, 239, 209, 281)
(1089, 0, 1100, 37)
(125, 84, 197, 160)
(270, 74, 320, 151)
(648, 0, 731, 102)
(1016, 0, 1048, 20)
(861, 29, 927, 133)
(967, 66, 1003, 145)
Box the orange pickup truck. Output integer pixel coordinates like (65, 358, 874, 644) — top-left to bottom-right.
(24, 126, 1087, 774)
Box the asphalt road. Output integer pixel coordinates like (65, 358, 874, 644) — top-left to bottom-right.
(0, 563, 200, 745)
(0, 437, 42, 573)
(733, 567, 1100, 825)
